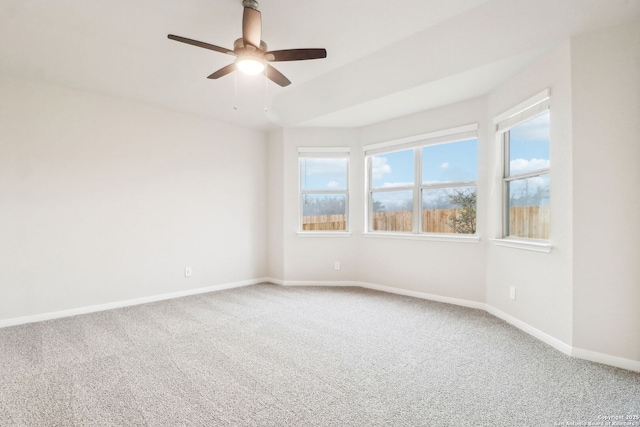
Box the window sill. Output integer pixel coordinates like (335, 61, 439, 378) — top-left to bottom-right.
(489, 238, 552, 253)
(297, 231, 352, 238)
(363, 232, 480, 243)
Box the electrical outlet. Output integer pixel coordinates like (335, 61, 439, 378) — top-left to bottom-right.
(185, 267, 192, 277)
(334, 261, 340, 270)
(509, 286, 516, 300)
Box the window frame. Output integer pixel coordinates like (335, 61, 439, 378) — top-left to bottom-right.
(298, 147, 351, 235)
(367, 147, 417, 233)
(495, 90, 551, 242)
(364, 124, 479, 238)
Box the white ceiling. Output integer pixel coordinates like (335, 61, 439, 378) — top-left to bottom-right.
(1, 0, 639, 130)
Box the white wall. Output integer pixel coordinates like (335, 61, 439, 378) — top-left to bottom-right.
(0, 74, 267, 321)
(571, 20, 640, 361)
(280, 128, 361, 283)
(266, 129, 285, 281)
(485, 42, 574, 345)
(357, 98, 487, 303)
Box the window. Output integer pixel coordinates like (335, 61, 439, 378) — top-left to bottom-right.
(299, 148, 350, 232)
(421, 139, 478, 234)
(365, 125, 478, 235)
(496, 91, 550, 240)
(370, 149, 415, 232)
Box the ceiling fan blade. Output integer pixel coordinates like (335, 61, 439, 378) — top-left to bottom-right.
(265, 65, 291, 87)
(207, 64, 236, 79)
(168, 34, 235, 56)
(242, 7, 262, 48)
(266, 49, 327, 62)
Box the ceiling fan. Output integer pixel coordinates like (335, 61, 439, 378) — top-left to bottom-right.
(168, 0, 327, 87)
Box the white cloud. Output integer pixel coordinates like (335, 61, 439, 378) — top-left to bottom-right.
(510, 158, 550, 174)
(371, 156, 392, 179)
(302, 158, 347, 176)
(441, 162, 449, 169)
(326, 180, 340, 188)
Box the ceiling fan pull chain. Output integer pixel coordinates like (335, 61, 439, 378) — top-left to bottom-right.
(233, 71, 239, 111)
(263, 73, 269, 113)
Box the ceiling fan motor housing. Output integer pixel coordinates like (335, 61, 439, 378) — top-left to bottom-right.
(233, 38, 267, 52)
(242, 0, 259, 11)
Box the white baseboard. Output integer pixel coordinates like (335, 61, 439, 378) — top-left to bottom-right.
(485, 305, 573, 356)
(359, 281, 487, 310)
(472, 306, 640, 373)
(0, 278, 267, 329)
(265, 277, 485, 310)
(278, 279, 361, 287)
(571, 347, 640, 373)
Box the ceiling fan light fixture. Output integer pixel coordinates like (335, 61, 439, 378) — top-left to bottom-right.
(236, 57, 266, 75)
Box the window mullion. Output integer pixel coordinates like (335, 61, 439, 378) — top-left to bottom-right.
(503, 131, 510, 237)
(345, 158, 350, 232)
(367, 156, 372, 232)
(414, 147, 421, 233)
(503, 131, 510, 177)
(302, 190, 349, 195)
(420, 180, 477, 190)
(368, 185, 415, 193)
(504, 169, 550, 182)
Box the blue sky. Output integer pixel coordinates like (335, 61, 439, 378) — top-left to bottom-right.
(422, 139, 478, 184)
(371, 138, 478, 189)
(300, 158, 348, 191)
(508, 111, 550, 175)
(507, 111, 551, 206)
(300, 112, 550, 210)
(370, 113, 550, 189)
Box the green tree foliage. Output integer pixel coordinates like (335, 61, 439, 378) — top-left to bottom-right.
(446, 189, 476, 234)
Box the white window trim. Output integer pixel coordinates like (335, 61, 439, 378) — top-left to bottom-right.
(297, 231, 352, 238)
(298, 147, 351, 154)
(364, 124, 478, 155)
(298, 148, 350, 234)
(493, 89, 550, 125)
(364, 125, 479, 237)
(489, 238, 552, 253)
(364, 232, 480, 243)
(494, 89, 551, 245)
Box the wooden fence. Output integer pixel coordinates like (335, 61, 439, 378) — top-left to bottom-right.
(369, 210, 461, 233)
(302, 206, 549, 238)
(301, 214, 348, 231)
(508, 206, 549, 239)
